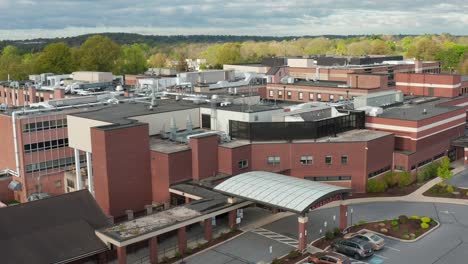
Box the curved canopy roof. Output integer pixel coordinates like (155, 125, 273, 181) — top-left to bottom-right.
(214, 171, 351, 214)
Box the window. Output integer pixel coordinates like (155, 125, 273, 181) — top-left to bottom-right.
(267, 156, 280, 165)
(341, 155, 348, 165)
(325, 156, 332, 165)
(277, 90, 283, 98)
(394, 165, 405, 171)
(329, 95, 334, 102)
(298, 92, 303, 100)
(307, 176, 351, 181)
(368, 165, 391, 178)
(411, 165, 416, 170)
(66, 179, 75, 188)
(238, 159, 248, 169)
(309, 93, 314, 100)
(418, 158, 432, 168)
(300, 156, 313, 165)
(317, 93, 322, 101)
(287, 91, 292, 99)
(339, 95, 344, 100)
(433, 153, 444, 160)
(269, 90, 274, 97)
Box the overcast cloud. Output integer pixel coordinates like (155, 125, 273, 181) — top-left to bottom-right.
(0, 0, 466, 40)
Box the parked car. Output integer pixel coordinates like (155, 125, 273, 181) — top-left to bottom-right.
(352, 232, 385, 251)
(306, 252, 352, 264)
(331, 237, 374, 259)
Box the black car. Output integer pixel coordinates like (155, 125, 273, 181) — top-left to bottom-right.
(331, 237, 374, 259)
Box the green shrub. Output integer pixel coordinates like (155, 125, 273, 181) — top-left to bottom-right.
(421, 223, 429, 229)
(185, 247, 193, 254)
(402, 234, 410, 240)
(367, 179, 388, 193)
(325, 230, 335, 240)
(438, 182, 447, 188)
(417, 162, 439, 182)
(333, 227, 341, 236)
(395, 171, 412, 188)
(410, 215, 419, 220)
(421, 217, 431, 223)
(271, 258, 283, 264)
(437, 157, 453, 181)
(398, 215, 409, 224)
(446, 185, 455, 193)
(465, 191, 468, 197)
(392, 225, 399, 231)
(415, 230, 422, 236)
(383, 172, 397, 187)
(358, 220, 367, 225)
(174, 252, 182, 258)
(391, 220, 399, 226)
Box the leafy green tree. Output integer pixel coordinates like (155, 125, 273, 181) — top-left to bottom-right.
(148, 52, 167, 68)
(370, 39, 392, 55)
(176, 54, 188, 72)
(115, 44, 147, 75)
(0, 45, 25, 80)
(435, 42, 468, 72)
(437, 157, 453, 181)
(78, 35, 120, 72)
(35, 42, 73, 74)
(406, 38, 440, 60)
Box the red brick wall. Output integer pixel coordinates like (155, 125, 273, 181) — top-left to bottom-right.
(0, 178, 14, 202)
(347, 74, 388, 89)
(91, 124, 152, 217)
(218, 145, 252, 175)
(150, 151, 171, 204)
(395, 73, 461, 97)
(189, 135, 219, 180)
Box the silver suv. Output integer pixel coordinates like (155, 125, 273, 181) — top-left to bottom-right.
(331, 237, 374, 259)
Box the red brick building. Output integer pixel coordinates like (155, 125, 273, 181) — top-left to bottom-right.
(395, 73, 468, 98)
(0, 86, 66, 107)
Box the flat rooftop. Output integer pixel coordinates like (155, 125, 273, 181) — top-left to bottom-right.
(72, 99, 198, 125)
(293, 80, 347, 88)
(201, 103, 282, 113)
(378, 98, 462, 121)
(149, 136, 191, 153)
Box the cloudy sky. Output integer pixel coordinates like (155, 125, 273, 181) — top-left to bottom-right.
(0, 0, 466, 40)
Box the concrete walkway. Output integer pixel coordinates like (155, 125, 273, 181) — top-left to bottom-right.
(320, 161, 468, 210)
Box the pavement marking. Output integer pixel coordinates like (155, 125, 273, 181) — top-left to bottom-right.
(369, 256, 385, 264)
(250, 228, 298, 247)
(374, 254, 388, 259)
(384, 246, 401, 252)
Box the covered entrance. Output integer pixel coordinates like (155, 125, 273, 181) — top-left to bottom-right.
(214, 171, 352, 252)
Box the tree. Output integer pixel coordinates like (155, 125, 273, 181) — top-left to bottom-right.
(115, 44, 147, 75)
(435, 42, 468, 72)
(35, 42, 73, 74)
(370, 39, 391, 55)
(406, 38, 440, 60)
(437, 157, 453, 181)
(458, 55, 468, 75)
(78, 35, 120, 72)
(148, 53, 167, 68)
(176, 54, 188, 72)
(0, 45, 25, 80)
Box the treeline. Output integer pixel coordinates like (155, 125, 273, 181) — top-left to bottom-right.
(0, 33, 467, 81)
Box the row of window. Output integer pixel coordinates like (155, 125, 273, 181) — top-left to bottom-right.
(23, 119, 68, 133)
(24, 138, 69, 153)
(268, 90, 348, 102)
(368, 166, 391, 179)
(268, 155, 348, 166)
(306, 176, 352, 182)
(25, 155, 85, 173)
(400, 153, 446, 171)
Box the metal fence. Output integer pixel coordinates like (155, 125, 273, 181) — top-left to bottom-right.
(229, 110, 365, 141)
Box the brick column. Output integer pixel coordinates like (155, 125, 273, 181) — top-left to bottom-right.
(149, 236, 158, 264)
(204, 218, 213, 241)
(339, 204, 348, 230)
(228, 210, 237, 229)
(117, 246, 127, 264)
(464, 148, 468, 165)
(298, 216, 308, 252)
(185, 196, 191, 204)
(178, 226, 187, 254)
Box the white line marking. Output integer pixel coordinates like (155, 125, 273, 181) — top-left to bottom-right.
(374, 254, 388, 259)
(385, 246, 401, 252)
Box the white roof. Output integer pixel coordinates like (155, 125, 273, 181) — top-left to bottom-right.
(214, 171, 351, 214)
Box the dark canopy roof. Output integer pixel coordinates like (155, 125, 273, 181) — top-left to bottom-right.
(214, 171, 351, 214)
(0, 190, 109, 264)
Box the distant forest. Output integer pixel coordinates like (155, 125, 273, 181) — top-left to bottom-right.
(0, 33, 423, 53)
(0, 33, 467, 81)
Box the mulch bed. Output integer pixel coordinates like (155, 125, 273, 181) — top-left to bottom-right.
(160, 229, 243, 264)
(313, 217, 438, 250)
(424, 184, 468, 199)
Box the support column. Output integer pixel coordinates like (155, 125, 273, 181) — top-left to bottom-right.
(74, 148, 82, 190)
(149, 236, 158, 264)
(185, 196, 191, 204)
(298, 216, 308, 252)
(97, 252, 107, 264)
(178, 226, 187, 254)
(117, 246, 127, 264)
(86, 152, 94, 195)
(228, 210, 236, 230)
(204, 218, 213, 241)
(339, 203, 348, 230)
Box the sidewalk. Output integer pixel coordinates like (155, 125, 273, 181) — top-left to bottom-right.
(320, 162, 468, 209)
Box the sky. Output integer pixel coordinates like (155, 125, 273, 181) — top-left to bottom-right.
(0, 0, 466, 40)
